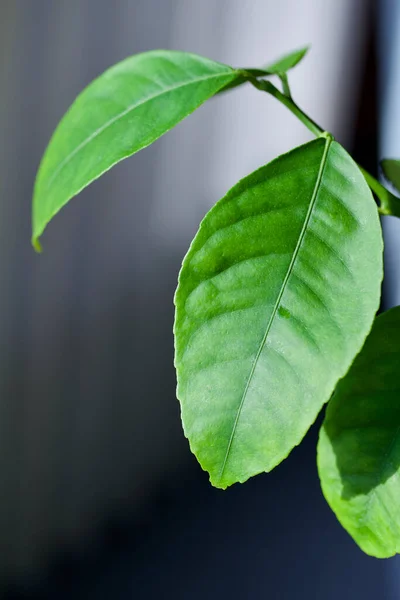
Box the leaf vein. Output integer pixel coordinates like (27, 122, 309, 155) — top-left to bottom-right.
(217, 135, 333, 484)
(45, 71, 234, 192)
(290, 271, 344, 339)
(306, 227, 354, 279)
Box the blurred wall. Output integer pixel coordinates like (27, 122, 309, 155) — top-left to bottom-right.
(0, 0, 371, 585)
(380, 0, 400, 309)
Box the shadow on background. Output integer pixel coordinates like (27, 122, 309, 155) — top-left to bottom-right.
(4, 422, 393, 599)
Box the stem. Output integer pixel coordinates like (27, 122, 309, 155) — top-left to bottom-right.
(279, 73, 292, 99)
(360, 166, 400, 218)
(248, 77, 323, 137)
(248, 76, 400, 218)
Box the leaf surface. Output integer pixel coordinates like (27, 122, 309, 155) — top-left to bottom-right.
(32, 50, 239, 248)
(381, 159, 400, 194)
(318, 307, 400, 558)
(174, 137, 383, 489)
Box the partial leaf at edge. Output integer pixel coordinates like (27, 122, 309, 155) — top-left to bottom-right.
(318, 307, 400, 558)
(32, 50, 240, 248)
(381, 159, 400, 194)
(174, 137, 383, 489)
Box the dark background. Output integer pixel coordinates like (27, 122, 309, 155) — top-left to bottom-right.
(0, 0, 399, 598)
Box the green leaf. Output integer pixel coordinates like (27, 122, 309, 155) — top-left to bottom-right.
(263, 45, 309, 74)
(32, 50, 239, 249)
(217, 46, 309, 96)
(318, 307, 400, 558)
(381, 159, 400, 194)
(174, 137, 383, 490)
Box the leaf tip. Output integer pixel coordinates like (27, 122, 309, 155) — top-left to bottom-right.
(291, 44, 311, 66)
(210, 478, 228, 491)
(32, 236, 43, 253)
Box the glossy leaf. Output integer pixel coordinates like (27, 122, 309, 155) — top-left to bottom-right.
(174, 137, 383, 489)
(381, 159, 400, 194)
(318, 307, 400, 558)
(32, 50, 239, 249)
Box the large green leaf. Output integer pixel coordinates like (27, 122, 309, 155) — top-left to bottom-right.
(32, 50, 239, 249)
(174, 137, 383, 489)
(318, 307, 400, 558)
(381, 159, 400, 194)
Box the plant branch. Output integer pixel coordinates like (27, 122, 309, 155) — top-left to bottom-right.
(247, 77, 323, 137)
(359, 167, 400, 218)
(279, 73, 292, 99)
(247, 75, 400, 218)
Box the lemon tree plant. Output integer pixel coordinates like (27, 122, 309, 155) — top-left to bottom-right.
(32, 47, 400, 558)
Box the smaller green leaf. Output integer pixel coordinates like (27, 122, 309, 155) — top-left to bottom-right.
(381, 159, 400, 194)
(263, 46, 309, 74)
(217, 46, 309, 95)
(245, 47, 309, 78)
(318, 307, 400, 558)
(32, 50, 240, 249)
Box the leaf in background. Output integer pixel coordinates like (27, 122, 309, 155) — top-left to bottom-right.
(263, 45, 309, 74)
(381, 159, 400, 194)
(174, 137, 383, 489)
(217, 46, 309, 95)
(318, 307, 400, 558)
(32, 50, 240, 249)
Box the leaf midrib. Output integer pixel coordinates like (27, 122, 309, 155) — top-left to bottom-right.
(43, 70, 235, 194)
(217, 136, 332, 484)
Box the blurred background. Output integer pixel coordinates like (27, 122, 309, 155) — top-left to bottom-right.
(0, 0, 399, 597)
